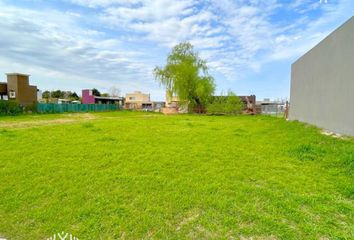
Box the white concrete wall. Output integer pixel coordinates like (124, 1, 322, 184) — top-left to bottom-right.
(289, 16, 354, 136)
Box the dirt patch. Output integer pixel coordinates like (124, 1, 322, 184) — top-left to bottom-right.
(240, 236, 277, 240)
(176, 209, 201, 231)
(0, 113, 97, 129)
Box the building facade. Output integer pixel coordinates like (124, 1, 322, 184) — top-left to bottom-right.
(289, 16, 354, 136)
(256, 98, 286, 115)
(82, 89, 124, 106)
(0, 73, 37, 106)
(125, 91, 153, 110)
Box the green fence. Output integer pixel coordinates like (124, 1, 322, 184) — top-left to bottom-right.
(37, 103, 120, 113)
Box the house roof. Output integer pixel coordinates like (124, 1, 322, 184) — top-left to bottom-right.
(94, 96, 124, 100)
(6, 73, 30, 77)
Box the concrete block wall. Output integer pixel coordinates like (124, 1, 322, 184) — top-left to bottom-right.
(289, 16, 354, 136)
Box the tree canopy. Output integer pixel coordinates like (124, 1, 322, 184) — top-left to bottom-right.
(154, 42, 215, 113)
(42, 90, 79, 100)
(92, 88, 101, 97)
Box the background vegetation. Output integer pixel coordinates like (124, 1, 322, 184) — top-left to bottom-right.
(42, 90, 80, 100)
(0, 100, 23, 116)
(207, 91, 244, 115)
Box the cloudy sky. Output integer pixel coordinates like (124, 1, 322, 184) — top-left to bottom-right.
(0, 0, 353, 100)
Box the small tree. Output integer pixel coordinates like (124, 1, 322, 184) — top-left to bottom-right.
(42, 90, 50, 99)
(224, 91, 244, 114)
(154, 42, 215, 113)
(51, 90, 64, 99)
(207, 91, 244, 115)
(70, 92, 79, 100)
(92, 88, 101, 97)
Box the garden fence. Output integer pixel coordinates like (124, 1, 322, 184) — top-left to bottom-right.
(37, 103, 120, 113)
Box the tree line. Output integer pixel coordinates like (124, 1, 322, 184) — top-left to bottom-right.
(42, 90, 80, 100)
(42, 87, 121, 100)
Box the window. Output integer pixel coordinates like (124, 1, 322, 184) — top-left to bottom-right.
(9, 90, 16, 99)
(129, 97, 136, 100)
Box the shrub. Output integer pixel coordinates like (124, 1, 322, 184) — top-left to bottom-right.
(0, 100, 23, 116)
(24, 103, 37, 113)
(207, 91, 244, 115)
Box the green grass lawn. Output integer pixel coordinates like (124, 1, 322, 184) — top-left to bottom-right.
(0, 112, 353, 239)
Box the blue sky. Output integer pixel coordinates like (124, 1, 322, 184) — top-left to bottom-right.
(0, 0, 353, 101)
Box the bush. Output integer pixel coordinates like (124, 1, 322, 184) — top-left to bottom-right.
(24, 103, 37, 113)
(0, 100, 23, 116)
(207, 91, 244, 115)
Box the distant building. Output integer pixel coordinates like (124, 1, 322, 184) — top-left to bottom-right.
(0, 73, 37, 106)
(256, 98, 286, 115)
(37, 89, 43, 101)
(58, 99, 72, 104)
(82, 89, 124, 106)
(165, 93, 180, 108)
(125, 91, 153, 110)
(289, 16, 354, 136)
(162, 92, 188, 114)
(153, 101, 165, 112)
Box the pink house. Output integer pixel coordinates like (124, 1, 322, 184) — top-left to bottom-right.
(82, 89, 96, 104)
(81, 89, 124, 106)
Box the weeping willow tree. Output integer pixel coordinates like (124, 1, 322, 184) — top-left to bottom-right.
(154, 42, 215, 113)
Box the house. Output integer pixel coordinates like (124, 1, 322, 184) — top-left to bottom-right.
(153, 101, 165, 112)
(165, 93, 180, 108)
(82, 89, 124, 106)
(289, 16, 354, 136)
(162, 92, 188, 114)
(125, 91, 153, 110)
(256, 98, 286, 115)
(58, 99, 72, 104)
(0, 83, 7, 100)
(0, 73, 37, 106)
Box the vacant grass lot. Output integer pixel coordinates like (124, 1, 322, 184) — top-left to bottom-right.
(0, 112, 353, 239)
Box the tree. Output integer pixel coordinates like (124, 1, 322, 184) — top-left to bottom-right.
(154, 42, 215, 113)
(42, 90, 79, 100)
(42, 90, 50, 99)
(70, 92, 79, 100)
(207, 90, 244, 115)
(51, 90, 64, 98)
(92, 88, 101, 97)
(223, 91, 244, 114)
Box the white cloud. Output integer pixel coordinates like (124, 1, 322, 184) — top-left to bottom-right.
(0, 0, 353, 99)
(267, 0, 354, 62)
(68, 0, 140, 8)
(0, 1, 162, 97)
